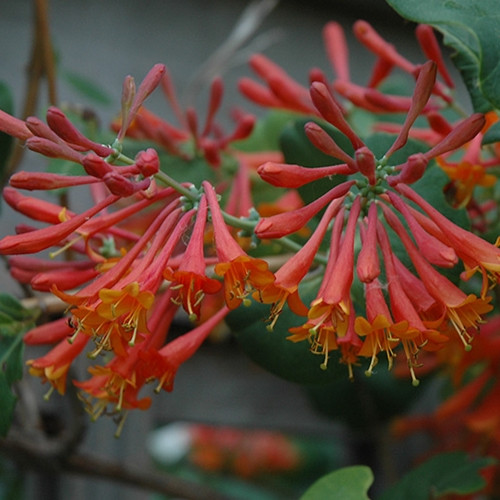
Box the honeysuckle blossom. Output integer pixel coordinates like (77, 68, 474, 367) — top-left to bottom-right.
(203, 180, 275, 309)
(1, 10, 499, 449)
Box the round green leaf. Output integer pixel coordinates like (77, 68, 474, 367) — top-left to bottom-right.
(300, 466, 373, 500)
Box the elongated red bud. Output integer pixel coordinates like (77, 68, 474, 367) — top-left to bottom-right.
(121, 75, 136, 116)
(353, 20, 415, 74)
(357, 203, 380, 283)
(387, 153, 429, 186)
(82, 153, 113, 178)
(46, 107, 112, 157)
(323, 21, 350, 81)
(424, 113, 486, 160)
(202, 77, 224, 136)
(257, 162, 352, 188)
(119, 64, 166, 139)
(103, 172, 150, 197)
(415, 24, 454, 89)
(238, 78, 281, 107)
(355, 146, 376, 185)
(3, 187, 69, 224)
(24, 317, 74, 345)
(255, 180, 355, 239)
(304, 122, 357, 169)
(10, 171, 96, 190)
(0, 110, 33, 140)
(310, 82, 364, 149)
(26, 136, 83, 163)
(426, 111, 453, 136)
(386, 61, 437, 158)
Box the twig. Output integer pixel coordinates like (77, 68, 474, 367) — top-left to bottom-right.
(3, 0, 58, 184)
(0, 435, 235, 500)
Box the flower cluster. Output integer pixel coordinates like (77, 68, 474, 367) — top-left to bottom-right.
(0, 19, 499, 431)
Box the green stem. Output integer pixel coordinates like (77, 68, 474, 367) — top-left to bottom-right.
(154, 171, 199, 200)
(153, 172, 329, 266)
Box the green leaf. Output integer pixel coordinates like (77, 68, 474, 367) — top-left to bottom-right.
(482, 120, 500, 145)
(378, 451, 496, 500)
(385, 0, 500, 112)
(300, 466, 373, 500)
(61, 69, 113, 106)
(0, 294, 39, 437)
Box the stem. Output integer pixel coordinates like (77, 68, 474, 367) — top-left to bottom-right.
(3, 0, 57, 185)
(154, 171, 198, 200)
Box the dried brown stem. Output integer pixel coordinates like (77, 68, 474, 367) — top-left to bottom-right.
(3, 0, 58, 185)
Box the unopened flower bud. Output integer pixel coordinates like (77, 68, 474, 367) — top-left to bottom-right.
(424, 113, 486, 160)
(46, 107, 112, 157)
(387, 153, 428, 186)
(258, 162, 352, 188)
(103, 172, 151, 197)
(26, 137, 83, 163)
(255, 180, 354, 238)
(304, 122, 357, 169)
(310, 82, 364, 149)
(355, 146, 376, 185)
(82, 153, 113, 178)
(135, 148, 159, 177)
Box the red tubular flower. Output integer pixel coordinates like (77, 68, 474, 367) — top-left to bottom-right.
(323, 21, 350, 81)
(260, 197, 344, 330)
(0, 193, 120, 255)
(376, 222, 446, 385)
(117, 63, 166, 141)
(355, 279, 405, 374)
(164, 196, 222, 321)
(9, 171, 99, 191)
(310, 81, 364, 150)
(288, 197, 362, 371)
(27, 331, 90, 395)
(155, 305, 230, 392)
(356, 202, 380, 283)
(46, 107, 113, 157)
(386, 192, 458, 268)
(383, 199, 493, 349)
(303, 122, 358, 169)
(3, 187, 74, 224)
(355, 146, 376, 185)
(385, 61, 437, 158)
(255, 180, 355, 239)
(257, 162, 352, 189)
(0, 109, 33, 140)
(415, 24, 455, 89)
(203, 181, 275, 309)
(386, 153, 429, 186)
(24, 317, 74, 345)
(397, 184, 500, 298)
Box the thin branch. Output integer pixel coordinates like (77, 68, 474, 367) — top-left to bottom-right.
(0, 435, 235, 500)
(3, 0, 58, 184)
